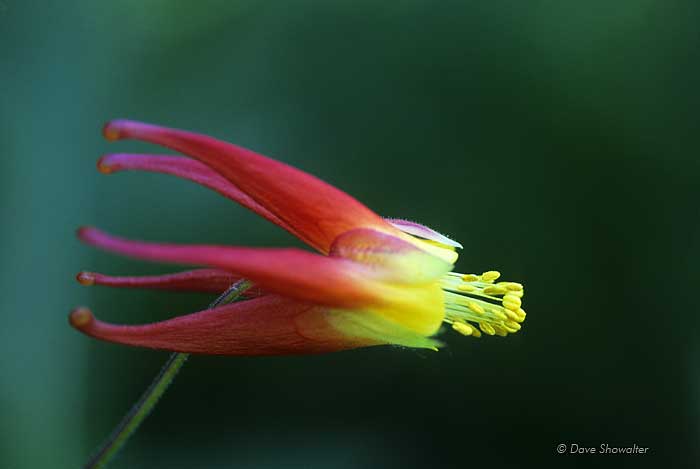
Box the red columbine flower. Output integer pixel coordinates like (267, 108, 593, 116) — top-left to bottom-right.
(70, 120, 526, 355)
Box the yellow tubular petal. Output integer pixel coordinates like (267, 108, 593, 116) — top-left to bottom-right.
(330, 229, 453, 284)
(325, 309, 442, 350)
(369, 282, 445, 336)
(405, 237, 459, 264)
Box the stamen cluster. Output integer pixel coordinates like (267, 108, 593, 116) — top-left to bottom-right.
(440, 271, 526, 337)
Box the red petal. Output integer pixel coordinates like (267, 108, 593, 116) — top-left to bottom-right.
(97, 154, 314, 245)
(76, 268, 265, 295)
(69, 296, 379, 355)
(103, 120, 401, 253)
(78, 227, 387, 309)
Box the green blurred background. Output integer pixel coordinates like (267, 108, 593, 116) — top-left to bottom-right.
(1, 1, 698, 468)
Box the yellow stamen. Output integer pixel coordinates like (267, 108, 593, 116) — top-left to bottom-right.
(491, 309, 508, 321)
(441, 269, 526, 339)
(504, 320, 521, 331)
(483, 285, 508, 296)
(502, 295, 521, 311)
(452, 322, 474, 336)
(481, 270, 501, 282)
(505, 309, 520, 321)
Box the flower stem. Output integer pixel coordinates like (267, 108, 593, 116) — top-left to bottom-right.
(83, 280, 252, 469)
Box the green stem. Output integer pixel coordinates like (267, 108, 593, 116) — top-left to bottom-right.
(83, 280, 252, 469)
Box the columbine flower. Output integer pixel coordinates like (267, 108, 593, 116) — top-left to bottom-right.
(70, 120, 526, 355)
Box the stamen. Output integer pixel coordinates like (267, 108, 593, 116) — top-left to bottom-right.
(482, 285, 507, 296)
(503, 294, 522, 309)
(503, 282, 523, 291)
(441, 270, 526, 338)
(481, 271, 501, 282)
(452, 322, 473, 336)
(479, 322, 496, 336)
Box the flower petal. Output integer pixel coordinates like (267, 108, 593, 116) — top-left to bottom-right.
(329, 228, 452, 284)
(69, 296, 380, 355)
(97, 154, 313, 245)
(322, 309, 442, 350)
(78, 227, 389, 309)
(386, 218, 463, 248)
(97, 154, 450, 256)
(102, 120, 401, 253)
(328, 229, 448, 337)
(76, 268, 260, 294)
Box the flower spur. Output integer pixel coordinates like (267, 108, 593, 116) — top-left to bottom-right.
(71, 120, 526, 354)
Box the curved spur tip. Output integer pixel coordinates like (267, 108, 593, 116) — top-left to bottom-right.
(102, 120, 126, 141)
(96, 155, 116, 174)
(76, 271, 95, 286)
(76, 226, 97, 242)
(69, 307, 94, 329)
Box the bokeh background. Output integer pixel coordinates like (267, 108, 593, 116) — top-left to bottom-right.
(1, 1, 698, 468)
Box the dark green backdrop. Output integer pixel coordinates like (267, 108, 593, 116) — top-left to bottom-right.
(1, 1, 698, 468)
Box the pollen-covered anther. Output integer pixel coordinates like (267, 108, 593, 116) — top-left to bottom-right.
(481, 270, 501, 282)
(491, 309, 508, 321)
(483, 285, 508, 296)
(452, 322, 473, 336)
(505, 309, 520, 321)
(502, 294, 522, 311)
(479, 322, 496, 335)
(504, 320, 521, 331)
(502, 282, 523, 292)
